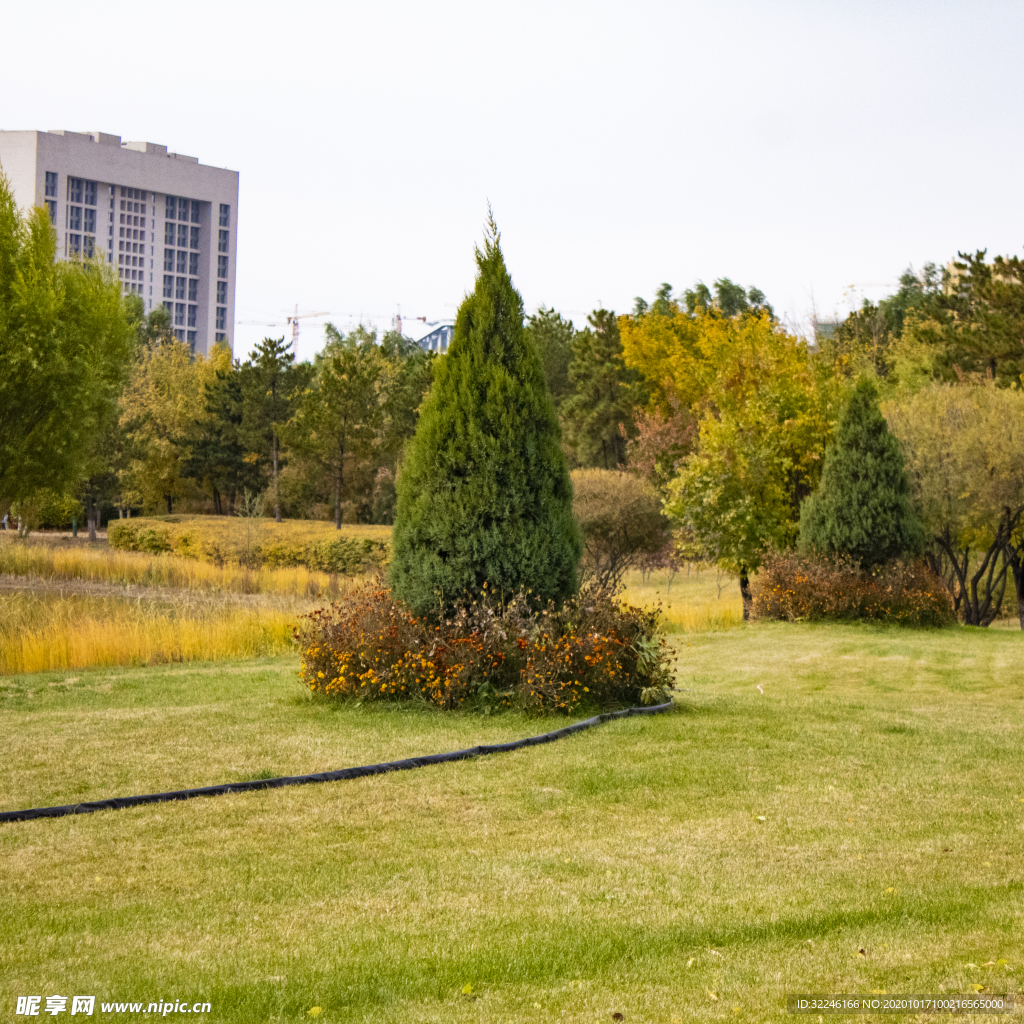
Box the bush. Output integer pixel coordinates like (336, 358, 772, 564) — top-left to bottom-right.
(296, 580, 676, 713)
(752, 550, 955, 627)
(390, 218, 581, 617)
(108, 516, 390, 573)
(107, 520, 172, 554)
(571, 469, 668, 588)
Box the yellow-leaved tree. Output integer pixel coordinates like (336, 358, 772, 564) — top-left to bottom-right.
(120, 340, 232, 513)
(624, 306, 840, 616)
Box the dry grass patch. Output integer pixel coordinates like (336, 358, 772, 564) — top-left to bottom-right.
(620, 565, 744, 632)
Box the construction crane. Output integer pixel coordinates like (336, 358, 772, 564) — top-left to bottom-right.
(287, 306, 330, 349)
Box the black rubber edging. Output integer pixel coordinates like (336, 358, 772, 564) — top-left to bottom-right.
(0, 701, 673, 824)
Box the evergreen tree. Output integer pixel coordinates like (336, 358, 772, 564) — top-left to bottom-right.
(525, 306, 574, 408)
(799, 377, 923, 567)
(561, 309, 646, 469)
(242, 337, 308, 522)
(389, 216, 581, 617)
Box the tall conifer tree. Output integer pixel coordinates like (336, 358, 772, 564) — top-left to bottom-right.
(390, 216, 581, 616)
(799, 377, 923, 567)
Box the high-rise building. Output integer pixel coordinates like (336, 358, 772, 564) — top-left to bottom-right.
(0, 129, 238, 356)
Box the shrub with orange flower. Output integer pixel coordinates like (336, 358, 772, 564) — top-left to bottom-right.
(752, 551, 954, 627)
(296, 578, 675, 712)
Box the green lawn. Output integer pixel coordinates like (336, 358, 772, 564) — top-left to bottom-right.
(1, 623, 1022, 1022)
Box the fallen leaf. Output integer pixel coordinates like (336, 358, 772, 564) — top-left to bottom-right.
(687, 958, 694, 968)
(308, 1010, 322, 1018)
(858, 949, 866, 956)
(707, 990, 718, 1001)
(612, 1015, 624, 1022)
(997, 959, 1009, 966)
(970, 984, 984, 993)
(733, 1007, 741, 1014)
(885, 887, 895, 893)
(870, 990, 887, 995)
(462, 983, 473, 995)
(533, 1003, 542, 1009)
(967, 963, 978, 969)
(757, 816, 766, 822)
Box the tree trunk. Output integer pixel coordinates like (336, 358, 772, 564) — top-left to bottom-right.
(165, 494, 174, 514)
(118, 504, 123, 519)
(212, 486, 222, 516)
(1008, 547, 1024, 631)
(334, 443, 345, 530)
(86, 493, 97, 542)
(272, 433, 281, 522)
(739, 566, 752, 621)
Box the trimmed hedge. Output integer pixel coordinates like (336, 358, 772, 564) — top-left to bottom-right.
(108, 517, 388, 575)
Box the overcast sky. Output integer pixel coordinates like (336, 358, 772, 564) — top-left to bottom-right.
(4, 0, 1023, 360)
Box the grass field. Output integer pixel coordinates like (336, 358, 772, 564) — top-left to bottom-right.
(621, 566, 744, 632)
(1, 623, 1021, 1022)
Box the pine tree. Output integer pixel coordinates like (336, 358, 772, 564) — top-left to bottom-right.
(561, 309, 646, 468)
(389, 216, 581, 616)
(799, 377, 923, 567)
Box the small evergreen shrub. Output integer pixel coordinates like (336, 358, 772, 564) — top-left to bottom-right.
(390, 217, 581, 618)
(753, 550, 954, 627)
(296, 580, 675, 713)
(800, 377, 924, 566)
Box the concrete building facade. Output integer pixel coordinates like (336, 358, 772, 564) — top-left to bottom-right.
(0, 129, 238, 356)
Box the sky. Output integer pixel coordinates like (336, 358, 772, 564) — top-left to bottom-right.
(3, 0, 1023, 361)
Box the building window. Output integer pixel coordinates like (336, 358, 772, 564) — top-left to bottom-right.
(188, 278, 198, 302)
(216, 280, 227, 304)
(163, 275, 173, 298)
(190, 226, 199, 250)
(217, 255, 228, 279)
(176, 251, 187, 274)
(215, 332, 226, 343)
(45, 200, 56, 224)
(83, 236, 94, 257)
(191, 200, 201, 224)
(178, 197, 189, 221)
(68, 206, 82, 230)
(84, 180, 97, 206)
(187, 330, 197, 347)
(163, 249, 174, 271)
(175, 277, 186, 300)
(216, 306, 226, 330)
(68, 177, 83, 203)
(83, 208, 96, 233)
(189, 252, 199, 275)
(187, 305, 197, 328)
(164, 222, 175, 244)
(165, 195, 176, 220)
(45, 172, 58, 198)
(174, 303, 185, 326)
(177, 224, 188, 248)
(163, 300, 172, 314)
(219, 203, 230, 227)
(218, 229, 229, 253)
(69, 234, 81, 254)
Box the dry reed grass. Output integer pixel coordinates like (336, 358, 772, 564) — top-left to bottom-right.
(620, 565, 745, 632)
(0, 591, 295, 675)
(0, 535, 356, 599)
